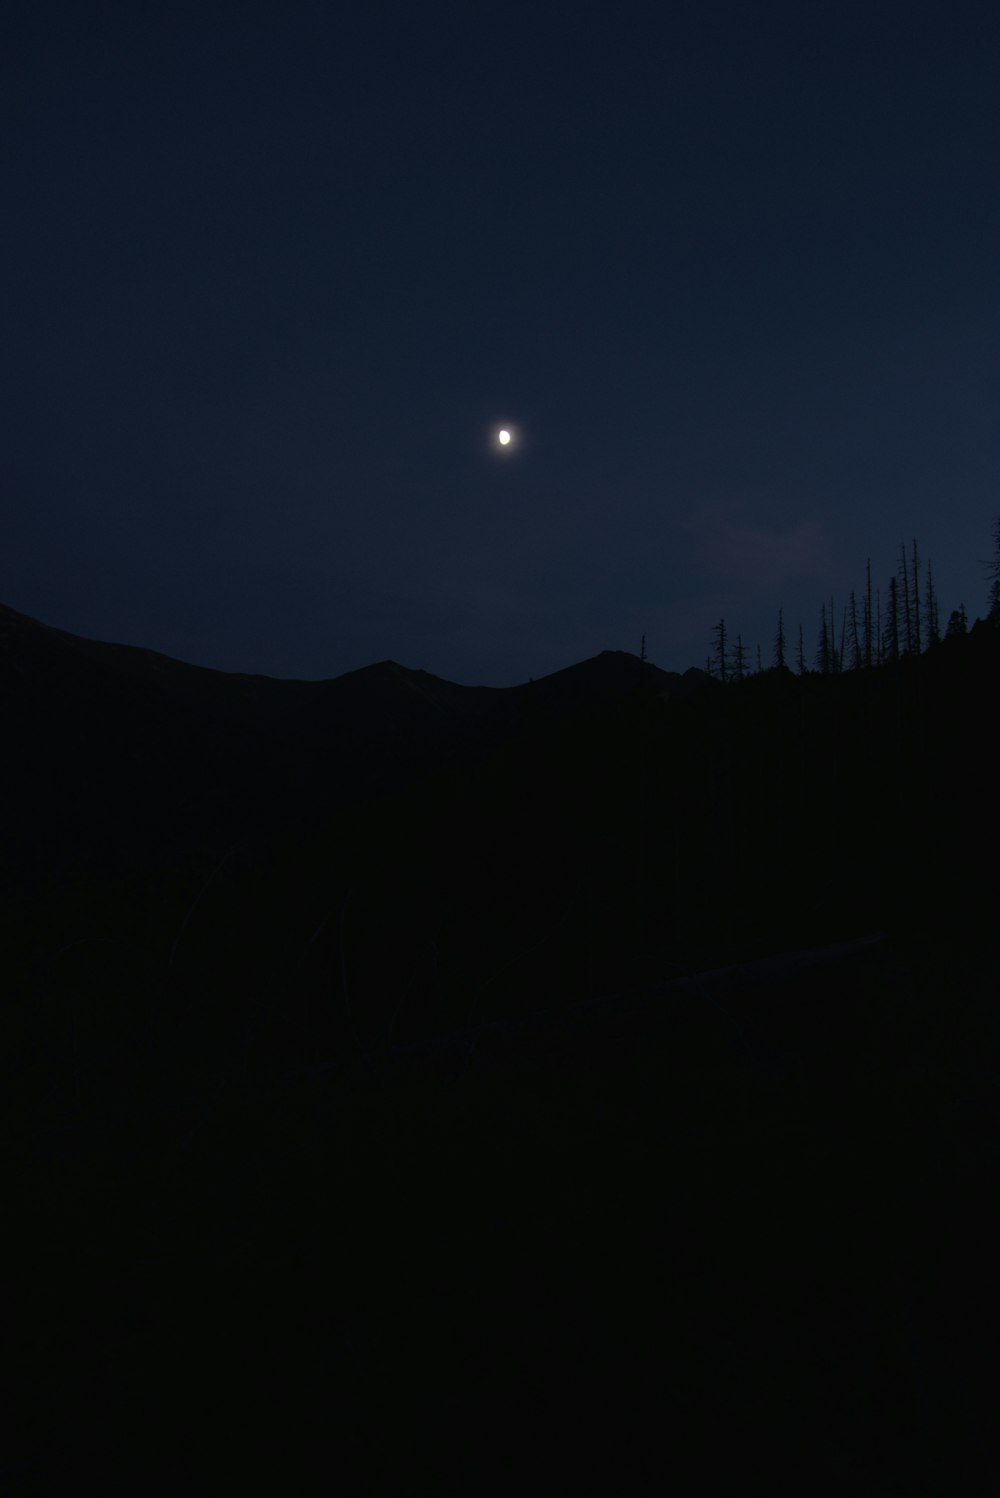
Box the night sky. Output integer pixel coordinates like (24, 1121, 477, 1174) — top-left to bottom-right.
(4, 1, 999, 685)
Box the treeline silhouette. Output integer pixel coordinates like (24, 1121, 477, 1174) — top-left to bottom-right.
(707, 518, 1000, 680)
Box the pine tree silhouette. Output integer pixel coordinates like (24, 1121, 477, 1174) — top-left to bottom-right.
(945, 604, 968, 639)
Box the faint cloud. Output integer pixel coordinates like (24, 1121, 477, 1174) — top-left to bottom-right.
(679, 502, 831, 588)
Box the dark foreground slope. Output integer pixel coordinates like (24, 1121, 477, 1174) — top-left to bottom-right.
(3, 604, 999, 1492)
(8, 931, 998, 1495)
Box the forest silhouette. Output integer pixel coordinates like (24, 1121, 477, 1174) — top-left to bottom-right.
(3, 521, 998, 1492)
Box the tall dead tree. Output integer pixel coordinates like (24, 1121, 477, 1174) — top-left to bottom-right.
(774, 608, 787, 670)
(848, 591, 862, 670)
(899, 544, 913, 654)
(816, 604, 831, 675)
(838, 605, 848, 671)
(925, 561, 940, 647)
(987, 514, 1000, 624)
(885, 575, 900, 664)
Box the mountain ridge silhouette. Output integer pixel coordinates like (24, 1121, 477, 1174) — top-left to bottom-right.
(2, 599, 716, 882)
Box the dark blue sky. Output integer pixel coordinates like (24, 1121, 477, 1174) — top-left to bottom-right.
(4, 0, 998, 683)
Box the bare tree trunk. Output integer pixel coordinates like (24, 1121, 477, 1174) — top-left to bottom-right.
(899, 545, 913, 654)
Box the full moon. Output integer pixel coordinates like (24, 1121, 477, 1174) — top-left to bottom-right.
(498, 429, 511, 445)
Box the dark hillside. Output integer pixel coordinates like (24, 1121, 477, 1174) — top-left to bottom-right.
(3, 603, 998, 1492)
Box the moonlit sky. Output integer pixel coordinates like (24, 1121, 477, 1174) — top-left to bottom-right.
(3, 1, 999, 684)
